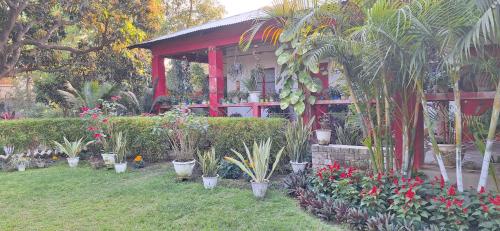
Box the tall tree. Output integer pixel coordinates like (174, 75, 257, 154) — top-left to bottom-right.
(0, 0, 165, 79)
(163, 0, 225, 31)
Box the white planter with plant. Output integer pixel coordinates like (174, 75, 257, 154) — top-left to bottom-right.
(53, 137, 91, 168)
(159, 109, 208, 179)
(101, 153, 116, 167)
(113, 132, 128, 173)
(316, 115, 331, 145)
(285, 118, 314, 173)
(244, 66, 263, 103)
(224, 138, 284, 199)
(198, 148, 220, 189)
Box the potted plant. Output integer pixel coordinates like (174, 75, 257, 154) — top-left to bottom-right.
(316, 114, 331, 145)
(11, 154, 28, 171)
(228, 90, 242, 104)
(112, 132, 128, 173)
(224, 138, 284, 198)
(285, 118, 314, 173)
(133, 155, 145, 168)
(157, 109, 208, 179)
(329, 86, 342, 100)
(244, 66, 264, 103)
(197, 148, 220, 189)
(80, 107, 115, 168)
(53, 137, 91, 168)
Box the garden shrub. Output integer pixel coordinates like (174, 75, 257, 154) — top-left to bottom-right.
(0, 117, 287, 164)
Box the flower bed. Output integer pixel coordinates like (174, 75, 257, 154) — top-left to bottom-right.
(285, 162, 500, 230)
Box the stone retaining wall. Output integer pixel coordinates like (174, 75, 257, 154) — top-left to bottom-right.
(312, 144, 371, 170)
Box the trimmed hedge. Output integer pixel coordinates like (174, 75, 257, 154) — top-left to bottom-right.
(0, 117, 287, 162)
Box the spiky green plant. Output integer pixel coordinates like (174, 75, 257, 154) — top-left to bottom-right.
(53, 137, 91, 158)
(112, 132, 128, 164)
(284, 117, 314, 163)
(197, 148, 220, 177)
(225, 138, 284, 183)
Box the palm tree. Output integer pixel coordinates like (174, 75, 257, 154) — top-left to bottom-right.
(58, 81, 120, 109)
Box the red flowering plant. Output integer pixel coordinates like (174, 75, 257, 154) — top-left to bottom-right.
(80, 107, 113, 153)
(426, 185, 470, 230)
(312, 162, 362, 203)
(466, 188, 500, 230)
(387, 175, 430, 224)
(359, 172, 395, 214)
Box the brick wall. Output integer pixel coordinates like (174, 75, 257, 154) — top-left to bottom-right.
(312, 144, 371, 170)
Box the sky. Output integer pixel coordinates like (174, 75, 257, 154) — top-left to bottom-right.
(219, 0, 273, 16)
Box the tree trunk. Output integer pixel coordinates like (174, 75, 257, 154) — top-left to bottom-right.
(477, 76, 500, 191)
(416, 81, 449, 182)
(451, 70, 464, 192)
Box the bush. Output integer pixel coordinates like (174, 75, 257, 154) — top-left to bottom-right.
(0, 117, 287, 163)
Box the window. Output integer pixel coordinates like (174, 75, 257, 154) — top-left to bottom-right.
(257, 68, 276, 96)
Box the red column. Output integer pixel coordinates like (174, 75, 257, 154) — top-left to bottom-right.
(208, 46, 224, 117)
(252, 104, 261, 117)
(392, 92, 424, 170)
(152, 55, 167, 99)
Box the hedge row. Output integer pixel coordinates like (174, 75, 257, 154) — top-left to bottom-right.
(0, 117, 287, 162)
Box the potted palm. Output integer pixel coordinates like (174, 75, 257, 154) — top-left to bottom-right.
(316, 115, 331, 145)
(197, 148, 220, 189)
(285, 118, 314, 173)
(159, 109, 208, 179)
(113, 132, 128, 173)
(53, 137, 90, 168)
(224, 138, 284, 198)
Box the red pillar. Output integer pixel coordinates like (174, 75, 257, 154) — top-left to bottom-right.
(152, 55, 167, 99)
(392, 92, 424, 170)
(208, 46, 224, 117)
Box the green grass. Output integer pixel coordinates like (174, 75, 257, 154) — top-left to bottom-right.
(0, 163, 340, 231)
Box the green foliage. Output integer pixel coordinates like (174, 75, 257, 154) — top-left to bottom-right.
(197, 148, 220, 177)
(112, 132, 128, 163)
(53, 137, 90, 158)
(0, 117, 287, 164)
(284, 117, 314, 162)
(225, 138, 284, 183)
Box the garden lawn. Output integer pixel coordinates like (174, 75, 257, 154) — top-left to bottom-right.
(0, 163, 340, 231)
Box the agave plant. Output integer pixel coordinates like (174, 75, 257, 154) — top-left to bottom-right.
(197, 148, 220, 177)
(112, 132, 128, 164)
(284, 117, 314, 163)
(53, 137, 91, 158)
(224, 138, 284, 183)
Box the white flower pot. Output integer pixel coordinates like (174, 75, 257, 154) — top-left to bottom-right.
(202, 175, 219, 189)
(290, 161, 307, 173)
(172, 160, 196, 178)
(248, 91, 262, 103)
(316, 129, 331, 145)
(251, 180, 269, 198)
(17, 164, 26, 172)
(67, 157, 80, 168)
(114, 162, 127, 173)
(101, 153, 116, 167)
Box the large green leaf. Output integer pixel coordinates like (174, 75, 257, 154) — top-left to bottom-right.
(307, 95, 316, 104)
(290, 92, 301, 104)
(277, 52, 292, 65)
(294, 101, 305, 115)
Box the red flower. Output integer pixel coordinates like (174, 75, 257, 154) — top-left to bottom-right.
(405, 187, 415, 200)
(463, 207, 468, 214)
(368, 185, 378, 195)
(489, 195, 500, 206)
(446, 199, 452, 209)
(393, 178, 399, 186)
(479, 186, 486, 194)
(339, 172, 347, 179)
(394, 188, 399, 195)
(93, 133, 103, 139)
(377, 173, 382, 182)
(87, 126, 97, 131)
(317, 171, 323, 180)
(440, 176, 445, 189)
(453, 198, 463, 207)
(448, 186, 456, 196)
(414, 176, 424, 186)
(81, 107, 89, 112)
(91, 113, 99, 119)
(481, 204, 489, 213)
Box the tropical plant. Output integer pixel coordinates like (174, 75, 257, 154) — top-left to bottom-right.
(155, 109, 209, 161)
(197, 148, 220, 177)
(284, 117, 314, 162)
(112, 132, 128, 164)
(58, 81, 120, 110)
(224, 138, 284, 183)
(53, 137, 91, 159)
(242, 68, 261, 92)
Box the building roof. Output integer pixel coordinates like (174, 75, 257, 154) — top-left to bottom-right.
(130, 10, 266, 49)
